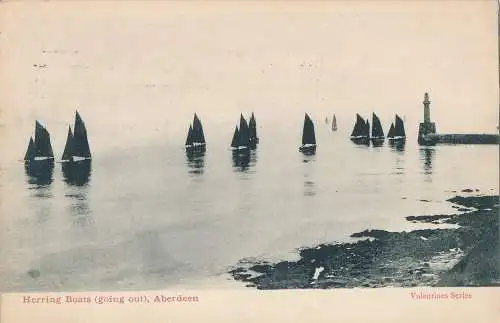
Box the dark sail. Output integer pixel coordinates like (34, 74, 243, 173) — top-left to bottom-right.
(350, 114, 366, 137)
(387, 123, 395, 138)
(185, 125, 193, 146)
(24, 137, 36, 161)
(364, 119, 370, 137)
(249, 112, 258, 144)
(34, 121, 54, 158)
(238, 114, 250, 147)
(371, 113, 384, 138)
(62, 126, 75, 161)
(192, 114, 206, 144)
(394, 114, 406, 137)
(302, 113, 316, 145)
(332, 114, 337, 131)
(73, 111, 91, 158)
(231, 126, 239, 148)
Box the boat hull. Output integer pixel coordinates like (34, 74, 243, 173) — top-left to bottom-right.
(350, 137, 370, 145)
(299, 144, 316, 154)
(371, 137, 385, 147)
(186, 144, 206, 153)
(62, 159, 92, 186)
(24, 158, 55, 185)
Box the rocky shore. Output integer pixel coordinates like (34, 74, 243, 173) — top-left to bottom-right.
(229, 195, 499, 289)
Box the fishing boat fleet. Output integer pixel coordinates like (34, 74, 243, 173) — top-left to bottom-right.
(22, 110, 405, 182)
(23, 111, 92, 185)
(350, 112, 406, 146)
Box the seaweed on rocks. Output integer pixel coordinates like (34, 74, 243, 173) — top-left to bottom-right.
(229, 195, 499, 289)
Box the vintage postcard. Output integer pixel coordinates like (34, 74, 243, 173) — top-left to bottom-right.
(0, 0, 499, 322)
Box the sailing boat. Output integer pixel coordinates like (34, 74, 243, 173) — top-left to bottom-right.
(230, 126, 240, 149)
(331, 114, 337, 131)
(186, 113, 206, 152)
(350, 114, 369, 145)
(371, 112, 385, 146)
(24, 121, 54, 163)
(394, 114, 406, 139)
(23, 120, 55, 183)
(387, 123, 395, 138)
(387, 114, 406, 141)
(237, 114, 251, 150)
(61, 111, 92, 162)
(230, 114, 257, 151)
(248, 112, 259, 146)
(299, 113, 316, 154)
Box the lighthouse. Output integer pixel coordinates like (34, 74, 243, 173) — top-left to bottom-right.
(417, 92, 436, 145)
(423, 92, 431, 124)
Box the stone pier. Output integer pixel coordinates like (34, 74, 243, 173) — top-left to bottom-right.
(417, 92, 499, 145)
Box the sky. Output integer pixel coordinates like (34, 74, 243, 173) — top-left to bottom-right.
(0, 0, 498, 157)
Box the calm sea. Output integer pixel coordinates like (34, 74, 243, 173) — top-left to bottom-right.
(0, 2, 498, 291)
(0, 113, 498, 291)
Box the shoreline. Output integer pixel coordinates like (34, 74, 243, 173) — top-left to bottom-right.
(229, 194, 499, 289)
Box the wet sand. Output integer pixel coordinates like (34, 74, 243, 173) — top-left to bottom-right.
(229, 194, 499, 289)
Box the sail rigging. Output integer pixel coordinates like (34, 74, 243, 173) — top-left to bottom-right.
(192, 114, 206, 144)
(365, 119, 370, 138)
(61, 126, 75, 161)
(34, 121, 54, 158)
(301, 113, 316, 145)
(73, 111, 92, 158)
(249, 112, 259, 145)
(185, 125, 193, 146)
(24, 137, 36, 161)
(387, 123, 395, 138)
(332, 114, 337, 131)
(231, 126, 239, 148)
(238, 114, 251, 147)
(350, 114, 367, 137)
(371, 113, 384, 138)
(394, 114, 406, 137)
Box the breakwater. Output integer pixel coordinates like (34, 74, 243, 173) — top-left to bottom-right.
(426, 133, 499, 145)
(417, 92, 499, 146)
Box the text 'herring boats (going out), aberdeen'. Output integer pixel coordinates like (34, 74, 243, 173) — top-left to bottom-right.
(185, 113, 206, 153)
(299, 113, 316, 154)
(61, 111, 92, 163)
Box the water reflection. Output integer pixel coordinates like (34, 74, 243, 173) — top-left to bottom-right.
(186, 150, 206, 175)
(231, 149, 257, 172)
(388, 139, 406, 152)
(420, 147, 434, 175)
(61, 160, 92, 186)
(66, 190, 92, 226)
(24, 160, 55, 186)
(302, 152, 316, 164)
(350, 137, 370, 147)
(303, 179, 316, 196)
(371, 138, 385, 148)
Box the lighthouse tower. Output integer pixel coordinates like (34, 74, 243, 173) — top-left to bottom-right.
(423, 92, 431, 124)
(417, 92, 436, 145)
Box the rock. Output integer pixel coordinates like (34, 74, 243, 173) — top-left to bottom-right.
(27, 269, 40, 278)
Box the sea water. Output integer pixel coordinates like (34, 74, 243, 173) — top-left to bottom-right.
(0, 115, 498, 291)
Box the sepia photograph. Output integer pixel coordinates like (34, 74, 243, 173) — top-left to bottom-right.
(0, 0, 498, 322)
